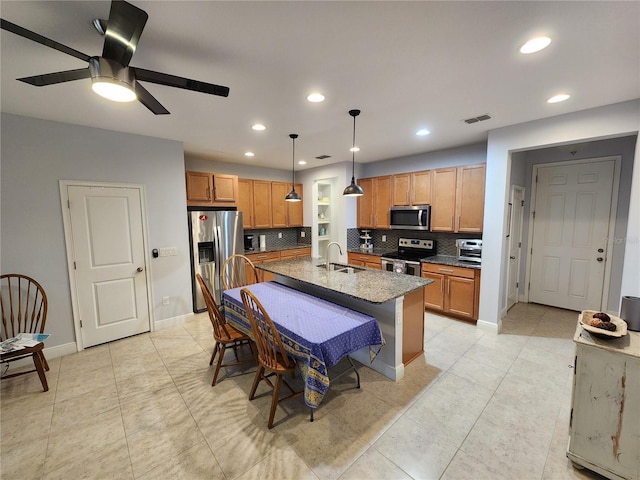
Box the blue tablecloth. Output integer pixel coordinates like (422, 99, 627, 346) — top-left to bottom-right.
(222, 282, 384, 408)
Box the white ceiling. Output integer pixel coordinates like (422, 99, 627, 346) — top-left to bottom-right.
(1, 1, 639, 172)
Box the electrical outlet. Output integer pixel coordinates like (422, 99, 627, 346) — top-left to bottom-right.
(382, 235, 387, 242)
(301, 231, 305, 238)
(162, 296, 170, 305)
(278, 232, 282, 239)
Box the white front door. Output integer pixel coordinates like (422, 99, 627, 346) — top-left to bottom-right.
(529, 159, 615, 311)
(65, 184, 150, 348)
(506, 185, 525, 311)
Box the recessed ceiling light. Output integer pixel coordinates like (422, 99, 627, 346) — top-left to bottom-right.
(547, 93, 570, 103)
(416, 128, 430, 136)
(307, 92, 325, 103)
(520, 36, 551, 54)
(298, 160, 307, 165)
(251, 124, 266, 131)
(244, 152, 255, 157)
(350, 146, 360, 153)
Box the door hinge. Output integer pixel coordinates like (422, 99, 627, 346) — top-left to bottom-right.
(74, 261, 77, 270)
(535, 174, 538, 183)
(521, 200, 524, 207)
(528, 282, 531, 290)
(518, 242, 521, 248)
(532, 211, 535, 219)
(80, 320, 83, 328)
(530, 247, 533, 255)
(516, 282, 519, 288)
(67, 199, 70, 209)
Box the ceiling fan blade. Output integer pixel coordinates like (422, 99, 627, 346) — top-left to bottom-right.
(0, 18, 90, 62)
(102, 0, 148, 67)
(132, 67, 230, 97)
(134, 82, 170, 115)
(18, 68, 91, 87)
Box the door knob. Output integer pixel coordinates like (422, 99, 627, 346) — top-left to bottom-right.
(136, 267, 144, 272)
(596, 257, 603, 262)
(510, 256, 516, 260)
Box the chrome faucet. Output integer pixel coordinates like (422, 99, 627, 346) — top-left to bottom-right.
(325, 242, 344, 270)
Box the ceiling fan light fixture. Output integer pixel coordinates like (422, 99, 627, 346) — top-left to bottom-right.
(286, 133, 302, 202)
(343, 109, 364, 197)
(89, 57, 136, 102)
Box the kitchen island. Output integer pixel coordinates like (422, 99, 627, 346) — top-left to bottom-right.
(255, 257, 431, 381)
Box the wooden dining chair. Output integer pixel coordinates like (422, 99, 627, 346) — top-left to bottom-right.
(196, 274, 255, 386)
(241, 288, 303, 429)
(1, 274, 50, 392)
(222, 254, 259, 290)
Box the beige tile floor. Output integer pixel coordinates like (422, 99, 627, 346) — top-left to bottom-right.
(1, 303, 608, 480)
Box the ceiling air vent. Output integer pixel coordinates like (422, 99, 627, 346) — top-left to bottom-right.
(315, 155, 331, 160)
(464, 114, 492, 124)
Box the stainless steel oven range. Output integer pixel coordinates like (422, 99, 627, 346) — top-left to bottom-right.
(381, 238, 436, 276)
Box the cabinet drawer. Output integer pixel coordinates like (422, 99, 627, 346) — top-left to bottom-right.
(348, 252, 380, 264)
(421, 263, 475, 279)
(280, 247, 311, 260)
(246, 251, 280, 263)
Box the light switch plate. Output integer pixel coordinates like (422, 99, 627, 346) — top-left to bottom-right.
(159, 247, 177, 257)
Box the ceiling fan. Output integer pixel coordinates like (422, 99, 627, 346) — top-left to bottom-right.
(0, 0, 229, 114)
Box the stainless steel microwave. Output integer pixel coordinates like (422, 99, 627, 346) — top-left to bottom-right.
(389, 205, 431, 230)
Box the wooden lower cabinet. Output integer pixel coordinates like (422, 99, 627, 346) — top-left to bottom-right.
(347, 252, 381, 269)
(279, 247, 311, 260)
(421, 263, 480, 321)
(246, 248, 311, 282)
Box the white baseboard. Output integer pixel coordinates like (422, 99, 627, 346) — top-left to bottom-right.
(154, 312, 196, 331)
(3, 341, 77, 369)
(477, 318, 500, 334)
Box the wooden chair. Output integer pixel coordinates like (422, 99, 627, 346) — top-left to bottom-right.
(222, 254, 259, 290)
(1, 274, 50, 391)
(196, 274, 255, 386)
(241, 288, 303, 429)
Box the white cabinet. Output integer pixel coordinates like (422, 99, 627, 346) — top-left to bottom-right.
(567, 321, 640, 480)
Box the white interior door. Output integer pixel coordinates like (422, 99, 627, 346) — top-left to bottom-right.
(506, 185, 525, 311)
(529, 159, 615, 311)
(66, 184, 150, 348)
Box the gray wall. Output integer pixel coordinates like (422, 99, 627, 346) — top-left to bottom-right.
(1, 113, 192, 350)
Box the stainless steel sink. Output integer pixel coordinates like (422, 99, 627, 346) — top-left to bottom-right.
(316, 262, 364, 274)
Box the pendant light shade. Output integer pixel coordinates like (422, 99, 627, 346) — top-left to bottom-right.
(285, 133, 302, 202)
(343, 109, 364, 196)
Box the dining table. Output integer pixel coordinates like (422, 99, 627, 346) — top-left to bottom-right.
(222, 281, 384, 409)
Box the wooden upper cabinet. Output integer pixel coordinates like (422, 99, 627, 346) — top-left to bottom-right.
(357, 176, 391, 228)
(431, 167, 457, 231)
(357, 177, 375, 228)
(271, 182, 289, 228)
(392, 174, 411, 206)
(392, 170, 431, 206)
(456, 164, 485, 233)
(212, 174, 237, 203)
(412, 170, 432, 205)
(185, 171, 213, 202)
(431, 164, 485, 232)
(186, 171, 238, 206)
(252, 180, 272, 228)
(237, 178, 254, 228)
(373, 176, 392, 228)
(287, 183, 304, 226)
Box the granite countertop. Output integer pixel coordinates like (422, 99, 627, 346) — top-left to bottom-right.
(256, 257, 431, 304)
(245, 245, 311, 255)
(421, 254, 482, 270)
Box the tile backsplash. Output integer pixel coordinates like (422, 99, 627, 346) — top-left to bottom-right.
(245, 227, 311, 251)
(347, 228, 481, 256)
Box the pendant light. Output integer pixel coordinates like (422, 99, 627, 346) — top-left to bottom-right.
(343, 109, 364, 196)
(285, 133, 302, 202)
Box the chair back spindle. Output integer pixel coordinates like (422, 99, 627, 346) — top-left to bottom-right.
(1, 274, 48, 341)
(196, 274, 233, 341)
(222, 254, 259, 290)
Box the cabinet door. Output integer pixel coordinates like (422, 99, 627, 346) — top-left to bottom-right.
(456, 164, 485, 233)
(185, 171, 212, 202)
(287, 183, 304, 226)
(447, 276, 476, 319)
(212, 174, 237, 203)
(373, 176, 392, 228)
(271, 182, 288, 228)
(357, 178, 374, 228)
(237, 179, 254, 228)
(392, 174, 411, 206)
(431, 167, 457, 231)
(365, 260, 381, 269)
(423, 272, 445, 311)
(412, 170, 432, 205)
(252, 181, 272, 228)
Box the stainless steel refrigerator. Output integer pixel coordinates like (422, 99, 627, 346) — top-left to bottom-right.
(189, 210, 243, 312)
